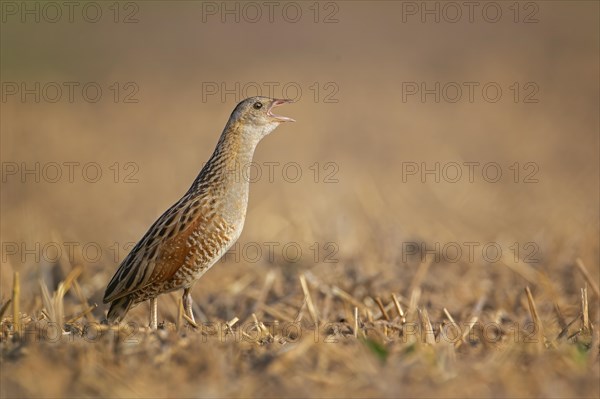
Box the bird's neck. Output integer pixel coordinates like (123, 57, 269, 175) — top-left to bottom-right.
(191, 123, 263, 193)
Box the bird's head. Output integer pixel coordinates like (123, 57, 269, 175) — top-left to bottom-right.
(229, 96, 295, 139)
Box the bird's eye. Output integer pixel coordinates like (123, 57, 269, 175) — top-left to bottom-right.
(253, 102, 263, 110)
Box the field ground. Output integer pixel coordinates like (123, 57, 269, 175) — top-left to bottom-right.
(1, 254, 599, 397)
(1, 2, 599, 398)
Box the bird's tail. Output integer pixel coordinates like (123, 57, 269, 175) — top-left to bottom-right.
(106, 296, 133, 324)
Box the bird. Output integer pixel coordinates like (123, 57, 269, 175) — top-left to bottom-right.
(103, 97, 295, 329)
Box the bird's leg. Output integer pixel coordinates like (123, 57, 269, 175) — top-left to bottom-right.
(183, 287, 195, 324)
(149, 297, 158, 330)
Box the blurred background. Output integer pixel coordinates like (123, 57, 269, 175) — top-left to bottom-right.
(1, 1, 598, 397)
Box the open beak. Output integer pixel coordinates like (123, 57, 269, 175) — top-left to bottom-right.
(267, 99, 296, 122)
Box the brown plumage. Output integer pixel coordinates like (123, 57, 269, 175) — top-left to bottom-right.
(103, 97, 295, 328)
